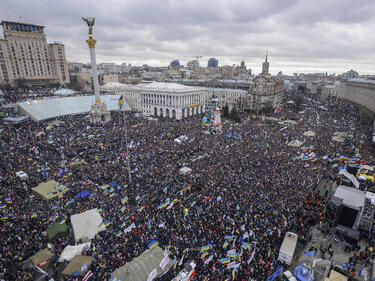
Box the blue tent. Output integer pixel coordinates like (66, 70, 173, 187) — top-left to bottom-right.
(295, 265, 314, 281)
(76, 191, 91, 199)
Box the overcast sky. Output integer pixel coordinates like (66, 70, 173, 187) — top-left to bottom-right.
(1, 0, 375, 75)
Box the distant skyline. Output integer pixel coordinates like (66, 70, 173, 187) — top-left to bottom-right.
(1, 0, 375, 75)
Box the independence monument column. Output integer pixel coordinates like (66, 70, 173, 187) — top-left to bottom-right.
(82, 17, 111, 124)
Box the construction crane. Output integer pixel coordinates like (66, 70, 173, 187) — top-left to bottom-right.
(184, 56, 203, 61)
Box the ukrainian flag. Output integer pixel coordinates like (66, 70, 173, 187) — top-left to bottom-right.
(223, 240, 229, 248)
(1, 216, 9, 220)
(0, 204, 6, 209)
(100, 184, 109, 190)
(138, 206, 145, 213)
(31, 212, 37, 218)
(54, 214, 59, 220)
(227, 252, 239, 259)
(148, 239, 159, 249)
(97, 208, 103, 213)
(118, 95, 124, 109)
(59, 219, 66, 224)
(121, 196, 128, 204)
(183, 208, 189, 217)
(241, 242, 251, 249)
(163, 185, 169, 192)
(29, 194, 35, 199)
(201, 251, 209, 259)
(166, 244, 172, 249)
(201, 244, 211, 252)
(104, 221, 112, 227)
(120, 221, 126, 228)
(220, 257, 231, 264)
(224, 235, 234, 241)
(157, 200, 170, 209)
(115, 231, 122, 237)
(120, 205, 126, 212)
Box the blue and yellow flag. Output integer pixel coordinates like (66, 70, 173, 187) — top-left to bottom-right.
(115, 231, 122, 237)
(201, 244, 211, 252)
(121, 196, 128, 204)
(184, 208, 189, 217)
(220, 257, 231, 264)
(97, 208, 103, 213)
(223, 240, 229, 248)
(148, 239, 159, 249)
(120, 205, 126, 212)
(201, 251, 209, 259)
(118, 95, 124, 109)
(59, 219, 66, 224)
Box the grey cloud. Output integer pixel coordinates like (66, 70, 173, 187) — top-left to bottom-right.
(1, 0, 375, 74)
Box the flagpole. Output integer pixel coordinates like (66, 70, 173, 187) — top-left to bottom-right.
(122, 106, 132, 182)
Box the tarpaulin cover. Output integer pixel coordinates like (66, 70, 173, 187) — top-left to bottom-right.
(47, 222, 68, 242)
(76, 191, 91, 199)
(62, 255, 93, 276)
(294, 265, 314, 281)
(58, 242, 91, 262)
(71, 209, 105, 242)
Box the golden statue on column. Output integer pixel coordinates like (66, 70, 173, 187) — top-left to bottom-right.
(82, 17, 111, 124)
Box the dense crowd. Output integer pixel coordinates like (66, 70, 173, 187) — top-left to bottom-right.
(0, 93, 374, 281)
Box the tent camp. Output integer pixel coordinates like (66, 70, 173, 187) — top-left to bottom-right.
(62, 255, 93, 277)
(58, 242, 91, 262)
(111, 246, 171, 281)
(47, 222, 68, 242)
(71, 209, 105, 242)
(32, 180, 67, 200)
(29, 248, 54, 269)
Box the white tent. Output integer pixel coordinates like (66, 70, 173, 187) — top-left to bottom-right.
(179, 167, 192, 175)
(58, 242, 91, 262)
(71, 209, 105, 242)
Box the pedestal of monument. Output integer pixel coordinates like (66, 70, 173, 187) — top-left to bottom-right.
(90, 102, 111, 124)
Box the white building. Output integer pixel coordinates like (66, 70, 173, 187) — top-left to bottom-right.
(210, 88, 250, 111)
(140, 82, 206, 119)
(100, 82, 141, 112)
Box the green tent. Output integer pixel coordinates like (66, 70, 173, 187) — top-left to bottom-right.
(47, 222, 68, 242)
(32, 180, 67, 200)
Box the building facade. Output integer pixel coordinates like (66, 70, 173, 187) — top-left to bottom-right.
(338, 79, 375, 123)
(141, 82, 206, 120)
(249, 54, 284, 112)
(0, 21, 69, 86)
(210, 88, 250, 112)
(321, 85, 338, 102)
(100, 82, 141, 112)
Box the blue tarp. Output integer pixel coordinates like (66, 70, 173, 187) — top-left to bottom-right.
(295, 265, 314, 281)
(267, 266, 284, 281)
(302, 250, 316, 257)
(76, 191, 92, 199)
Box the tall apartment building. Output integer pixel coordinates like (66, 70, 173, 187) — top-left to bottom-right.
(207, 58, 218, 68)
(0, 21, 69, 86)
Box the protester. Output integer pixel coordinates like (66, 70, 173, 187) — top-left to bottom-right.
(0, 91, 373, 281)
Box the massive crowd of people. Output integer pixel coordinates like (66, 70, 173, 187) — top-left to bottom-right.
(0, 92, 374, 281)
